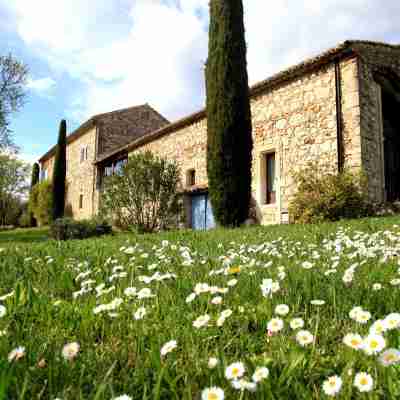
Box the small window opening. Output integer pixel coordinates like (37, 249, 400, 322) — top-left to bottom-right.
(79, 194, 83, 209)
(187, 169, 196, 186)
(264, 152, 276, 204)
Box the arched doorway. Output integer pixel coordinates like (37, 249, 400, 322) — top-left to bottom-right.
(377, 74, 400, 201)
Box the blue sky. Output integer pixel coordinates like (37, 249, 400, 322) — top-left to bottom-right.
(1, 0, 400, 165)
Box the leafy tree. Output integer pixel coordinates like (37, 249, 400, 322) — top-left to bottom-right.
(101, 151, 182, 233)
(205, 0, 253, 227)
(0, 54, 28, 151)
(29, 162, 40, 226)
(0, 154, 30, 226)
(51, 119, 67, 220)
(30, 180, 53, 226)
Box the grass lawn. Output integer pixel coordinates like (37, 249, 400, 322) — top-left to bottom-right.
(0, 227, 49, 244)
(0, 216, 400, 399)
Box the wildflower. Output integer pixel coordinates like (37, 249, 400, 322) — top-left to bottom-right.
(0, 291, 14, 301)
(372, 283, 382, 291)
(193, 314, 211, 329)
(363, 334, 386, 355)
(290, 318, 305, 330)
(311, 299, 325, 306)
(201, 387, 224, 400)
(301, 261, 313, 269)
(221, 309, 233, 319)
(160, 340, 177, 356)
(8, 346, 25, 362)
(0, 305, 6, 318)
(211, 296, 222, 305)
(217, 315, 226, 327)
(378, 349, 400, 366)
(227, 266, 241, 274)
(62, 342, 80, 361)
(349, 306, 363, 320)
(232, 379, 257, 392)
(225, 362, 245, 380)
(296, 330, 314, 346)
(134, 307, 146, 320)
(267, 318, 284, 333)
(194, 283, 210, 295)
(208, 357, 219, 369)
(322, 375, 342, 397)
(354, 372, 373, 393)
(186, 293, 196, 303)
(252, 366, 269, 382)
(124, 287, 137, 297)
(113, 395, 132, 400)
(384, 313, 400, 330)
(369, 319, 388, 335)
(227, 279, 238, 287)
(275, 304, 289, 316)
(343, 333, 364, 350)
(355, 310, 371, 324)
(390, 278, 400, 286)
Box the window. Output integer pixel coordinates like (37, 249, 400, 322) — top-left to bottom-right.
(79, 194, 83, 209)
(186, 169, 196, 186)
(265, 153, 276, 204)
(80, 146, 89, 163)
(40, 169, 48, 181)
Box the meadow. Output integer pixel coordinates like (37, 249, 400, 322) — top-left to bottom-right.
(0, 216, 400, 399)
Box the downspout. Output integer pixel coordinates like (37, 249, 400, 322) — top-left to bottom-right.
(335, 59, 344, 173)
(92, 124, 99, 217)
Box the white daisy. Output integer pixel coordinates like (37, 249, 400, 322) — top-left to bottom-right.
(322, 375, 342, 397)
(252, 367, 269, 382)
(0, 305, 6, 318)
(343, 333, 364, 350)
(290, 318, 305, 330)
(267, 318, 284, 333)
(296, 330, 314, 346)
(225, 362, 245, 380)
(211, 296, 223, 305)
(208, 357, 219, 369)
(160, 340, 177, 356)
(363, 334, 386, 355)
(201, 387, 224, 400)
(8, 346, 26, 362)
(275, 304, 289, 316)
(378, 349, 400, 366)
(62, 342, 80, 361)
(134, 307, 146, 320)
(193, 314, 211, 329)
(354, 372, 373, 393)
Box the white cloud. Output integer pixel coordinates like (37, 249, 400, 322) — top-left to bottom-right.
(27, 77, 56, 95)
(2, 0, 400, 123)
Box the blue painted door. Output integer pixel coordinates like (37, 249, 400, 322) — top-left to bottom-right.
(191, 194, 216, 230)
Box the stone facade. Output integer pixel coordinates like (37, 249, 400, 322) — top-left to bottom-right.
(355, 43, 400, 202)
(39, 40, 400, 226)
(39, 105, 167, 219)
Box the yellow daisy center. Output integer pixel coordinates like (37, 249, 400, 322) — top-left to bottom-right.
(208, 394, 218, 400)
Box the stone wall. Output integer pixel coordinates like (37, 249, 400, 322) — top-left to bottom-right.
(356, 43, 400, 202)
(41, 126, 98, 220)
(127, 56, 361, 225)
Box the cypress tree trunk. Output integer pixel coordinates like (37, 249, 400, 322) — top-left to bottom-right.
(29, 162, 40, 227)
(51, 119, 67, 221)
(206, 0, 253, 227)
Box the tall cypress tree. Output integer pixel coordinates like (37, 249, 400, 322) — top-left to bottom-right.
(206, 0, 253, 227)
(29, 162, 40, 227)
(51, 119, 67, 220)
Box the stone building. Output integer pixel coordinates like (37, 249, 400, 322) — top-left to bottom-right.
(39, 40, 400, 228)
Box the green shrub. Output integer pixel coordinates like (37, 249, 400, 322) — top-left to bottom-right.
(289, 162, 373, 224)
(29, 180, 53, 226)
(49, 217, 112, 241)
(101, 151, 182, 233)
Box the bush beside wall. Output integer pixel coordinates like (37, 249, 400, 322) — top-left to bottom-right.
(49, 218, 112, 241)
(289, 163, 373, 224)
